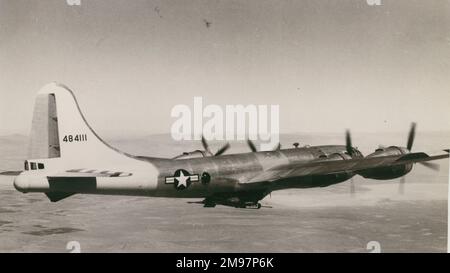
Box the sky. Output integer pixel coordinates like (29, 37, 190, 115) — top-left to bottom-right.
(1, 0, 449, 137)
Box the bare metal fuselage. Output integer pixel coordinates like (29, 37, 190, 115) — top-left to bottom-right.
(141, 144, 356, 199)
(14, 144, 355, 201)
(9, 83, 445, 208)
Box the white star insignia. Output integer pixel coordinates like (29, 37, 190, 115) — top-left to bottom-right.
(175, 171, 189, 189)
(165, 169, 200, 189)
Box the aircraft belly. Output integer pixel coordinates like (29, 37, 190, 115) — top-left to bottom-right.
(270, 173, 353, 190)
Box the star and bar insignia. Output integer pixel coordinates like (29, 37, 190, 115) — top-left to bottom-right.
(165, 169, 199, 190)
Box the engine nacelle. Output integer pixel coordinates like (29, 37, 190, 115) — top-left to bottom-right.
(358, 146, 413, 180)
(314, 152, 355, 185)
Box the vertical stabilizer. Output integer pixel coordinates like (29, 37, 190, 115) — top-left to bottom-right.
(28, 93, 60, 158)
(29, 82, 132, 165)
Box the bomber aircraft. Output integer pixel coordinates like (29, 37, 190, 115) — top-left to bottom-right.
(1, 83, 448, 209)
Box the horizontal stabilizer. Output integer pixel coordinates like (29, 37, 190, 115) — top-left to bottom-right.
(0, 170, 22, 176)
(47, 176, 97, 192)
(50, 169, 133, 178)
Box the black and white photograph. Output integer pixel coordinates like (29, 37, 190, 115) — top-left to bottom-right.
(0, 0, 449, 257)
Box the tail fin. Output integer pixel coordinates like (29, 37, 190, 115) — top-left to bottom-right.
(28, 90, 60, 159)
(29, 83, 131, 163)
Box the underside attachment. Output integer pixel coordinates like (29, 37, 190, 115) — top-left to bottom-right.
(194, 190, 270, 209)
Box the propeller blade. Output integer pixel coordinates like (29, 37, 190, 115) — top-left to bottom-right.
(350, 177, 355, 197)
(247, 139, 258, 152)
(419, 161, 440, 171)
(272, 143, 281, 151)
(398, 176, 405, 195)
(406, 122, 416, 151)
(201, 136, 213, 156)
(214, 143, 230, 156)
(345, 130, 353, 156)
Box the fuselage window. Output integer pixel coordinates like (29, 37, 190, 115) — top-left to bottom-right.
(38, 163, 44, 170)
(30, 162, 37, 170)
(24, 161, 29, 171)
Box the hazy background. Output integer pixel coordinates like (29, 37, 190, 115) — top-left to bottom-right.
(1, 1, 449, 252)
(0, 133, 448, 252)
(1, 0, 450, 137)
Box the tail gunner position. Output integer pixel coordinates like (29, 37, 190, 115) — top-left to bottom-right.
(2, 83, 448, 209)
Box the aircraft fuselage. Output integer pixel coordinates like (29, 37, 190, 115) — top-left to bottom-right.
(129, 144, 358, 198)
(15, 145, 358, 201)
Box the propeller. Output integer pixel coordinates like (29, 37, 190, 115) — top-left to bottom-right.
(247, 139, 258, 152)
(396, 123, 414, 195)
(419, 161, 440, 171)
(398, 176, 405, 195)
(404, 122, 440, 171)
(344, 131, 356, 196)
(350, 177, 356, 197)
(246, 139, 282, 152)
(274, 143, 282, 151)
(201, 136, 230, 156)
(345, 130, 354, 156)
(214, 143, 230, 156)
(406, 122, 416, 151)
(397, 122, 440, 194)
(201, 136, 213, 155)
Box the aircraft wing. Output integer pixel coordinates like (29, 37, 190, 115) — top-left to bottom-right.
(244, 150, 449, 184)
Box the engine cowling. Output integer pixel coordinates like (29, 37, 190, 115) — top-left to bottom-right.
(327, 152, 352, 161)
(359, 146, 413, 180)
(312, 152, 355, 185)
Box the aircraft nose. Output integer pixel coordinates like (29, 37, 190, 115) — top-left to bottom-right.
(13, 175, 29, 192)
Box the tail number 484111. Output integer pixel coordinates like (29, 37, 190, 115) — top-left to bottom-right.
(63, 134, 87, 142)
